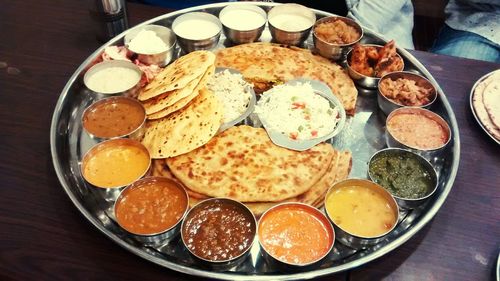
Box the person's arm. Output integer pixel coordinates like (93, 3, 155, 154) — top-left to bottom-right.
(347, 0, 409, 32)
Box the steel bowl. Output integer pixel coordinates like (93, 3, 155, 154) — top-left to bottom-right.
(80, 138, 151, 189)
(378, 71, 437, 115)
(324, 179, 399, 249)
(219, 4, 267, 44)
(124, 24, 176, 67)
(180, 198, 257, 271)
(368, 148, 439, 209)
(113, 177, 189, 244)
(81, 96, 146, 140)
(172, 12, 222, 53)
(257, 202, 335, 271)
(346, 44, 404, 89)
(268, 4, 316, 46)
(385, 107, 452, 160)
(312, 16, 363, 60)
(83, 60, 142, 97)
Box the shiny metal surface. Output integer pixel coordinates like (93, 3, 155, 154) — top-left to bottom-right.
(324, 179, 399, 249)
(172, 12, 222, 53)
(267, 4, 315, 46)
(469, 69, 500, 145)
(312, 16, 362, 60)
(377, 71, 437, 115)
(50, 2, 460, 280)
(124, 24, 176, 66)
(368, 148, 438, 209)
(219, 4, 267, 44)
(346, 44, 404, 89)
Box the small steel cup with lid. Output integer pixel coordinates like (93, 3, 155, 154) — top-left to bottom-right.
(172, 12, 222, 53)
(377, 71, 437, 115)
(324, 179, 399, 249)
(124, 24, 176, 67)
(113, 177, 189, 244)
(313, 16, 363, 60)
(180, 198, 257, 270)
(219, 4, 267, 44)
(368, 148, 439, 209)
(267, 4, 316, 46)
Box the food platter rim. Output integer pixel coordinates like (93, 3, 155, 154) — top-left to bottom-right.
(469, 69, 500, 145)
(49, 2, 460, 280)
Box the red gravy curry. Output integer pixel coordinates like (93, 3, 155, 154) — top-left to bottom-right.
(115, 177, 187, 235)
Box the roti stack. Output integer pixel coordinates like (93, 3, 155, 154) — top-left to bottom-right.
(132, 51, 224, 158)
(157, 125, 352, 216)
(215, 42, 358, 115)
(472, 70, 500, 141)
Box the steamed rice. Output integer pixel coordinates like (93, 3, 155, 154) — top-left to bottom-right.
(255, 82, 339, 140)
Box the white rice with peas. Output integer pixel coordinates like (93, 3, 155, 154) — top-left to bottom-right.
(255, 82, 339, 140)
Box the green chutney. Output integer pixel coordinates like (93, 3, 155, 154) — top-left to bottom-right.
(369, 153, 434, 199)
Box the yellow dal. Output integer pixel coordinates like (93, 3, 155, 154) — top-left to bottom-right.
(325, 185, 396, 237)
(83, 144, 150, 188)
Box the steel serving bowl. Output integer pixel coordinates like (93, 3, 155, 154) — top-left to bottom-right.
(312, 16, 363, 60)
(83, 60, 142, 97)
(113, 177, 189, 244)
(386, 107, 452, 160)
(268, 3, 316, 46)
(324, 179, 399, 249)
(368, 148, 439, 209)
(378, 71, 437, 115)
(180, 198, 257, 271)
(219, 4, 267, 44)
(346, 44, 404, 89)
(172, 12, 222, 53)
(50, 2, 461, 280)
(81, 96, 146, 140)
(124, 24, 176, 67)
(257, 202, 335, 270)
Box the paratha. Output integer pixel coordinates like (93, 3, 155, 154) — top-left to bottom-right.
(472, 70, 500, 141)
(166, 125, 335, 202)
(183, 149, 352, 216)
(138, 50, 215, 101)
(216, 42, 358, 115)
(133, 88, 223, 158)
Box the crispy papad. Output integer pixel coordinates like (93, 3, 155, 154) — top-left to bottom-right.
(146, 66, 215, 119)
(215, 42, 358, 115)
(132, 88, 223, 158)
(138, 51, 215, 101)
(166, 125, 335, 202)
(473, 70, 500, 140)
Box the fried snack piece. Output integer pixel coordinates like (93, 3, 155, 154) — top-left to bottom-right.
(350, 40, 403, 78)
(350, 44, 373, 76)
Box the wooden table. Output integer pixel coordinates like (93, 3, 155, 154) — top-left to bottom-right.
(0, 1, 498, 280)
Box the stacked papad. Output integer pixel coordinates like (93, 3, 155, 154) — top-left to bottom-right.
(132, 51, 223, 158)
(160, 125, 352, 216)
(215, 42, 358, 115)
(472, 70, 500, 141)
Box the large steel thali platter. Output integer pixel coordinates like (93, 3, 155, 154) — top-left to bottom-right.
(50, 2, 460, 280)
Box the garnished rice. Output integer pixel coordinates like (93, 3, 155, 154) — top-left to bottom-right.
(255, 82, 339, 140)
(207, 70, 253, 123)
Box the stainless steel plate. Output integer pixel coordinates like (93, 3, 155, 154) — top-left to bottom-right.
(50, 3, 460, 280)
(469, 69, 500, 145)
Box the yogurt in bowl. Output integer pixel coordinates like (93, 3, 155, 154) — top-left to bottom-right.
(254, 79, 346, 151)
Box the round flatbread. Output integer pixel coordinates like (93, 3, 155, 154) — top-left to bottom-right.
(216, 43, 358, 115)
(483, 75, 500, 129)
(166, 126, 336, 202)
(473, 70, 500, 141)
(133, 88, 223, 158)
(138, 50, 215, 101)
